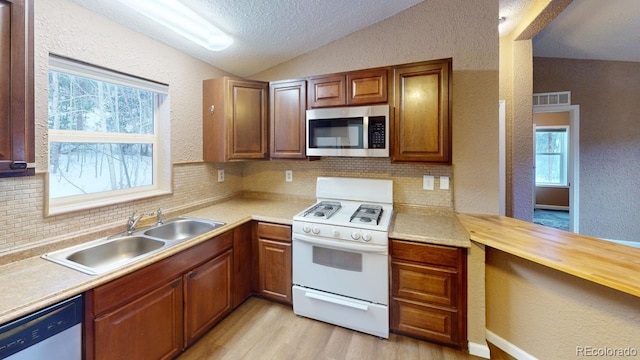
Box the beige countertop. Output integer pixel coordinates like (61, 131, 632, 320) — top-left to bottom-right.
(389, 211, 471, 248)
(0, 198, 466, 325)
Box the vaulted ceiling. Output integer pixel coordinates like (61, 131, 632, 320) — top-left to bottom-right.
(72, 0, 638, 78)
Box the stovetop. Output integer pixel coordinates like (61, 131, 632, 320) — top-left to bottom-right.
(294, 200, 392, 232)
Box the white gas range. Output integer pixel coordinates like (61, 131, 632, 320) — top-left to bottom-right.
(292, 177, 393, 338)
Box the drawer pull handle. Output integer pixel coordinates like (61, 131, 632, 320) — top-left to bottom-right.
(304, 292, 369, 311)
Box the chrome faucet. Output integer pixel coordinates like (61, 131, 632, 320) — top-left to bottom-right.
(156, 208, 163, 225)
(127, 210, 155, 235)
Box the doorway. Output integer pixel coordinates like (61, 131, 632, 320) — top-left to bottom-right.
(532, 105, 580, 232)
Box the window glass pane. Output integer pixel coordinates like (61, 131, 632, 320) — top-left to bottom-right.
(48, 71, 155, 134)
(49, 142, 153, 199)
(536, 154, 561, 184)
(536, 131, 564, 153)
(535, 128, 568, 186)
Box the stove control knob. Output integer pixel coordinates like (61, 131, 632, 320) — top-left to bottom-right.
(303, 225, 311, 233)
(362, 233, 372, 242)
(351, 231, 361, 240)
(312, 227, 321, 235)
(331, 229, 340, 237)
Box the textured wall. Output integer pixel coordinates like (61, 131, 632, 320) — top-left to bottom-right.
(251, 0, 499, 351)
(0, 0, 239, 256)
(487, 249, 640, 359)
(253, 0, 500, 216)
(534, 57, 640, 242)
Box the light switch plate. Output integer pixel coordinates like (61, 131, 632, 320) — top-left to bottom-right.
(440, 176, 450, 190)
(217, 169, 224, 182)
(285, 170, 293, 182)
(423, 175, 434, 190)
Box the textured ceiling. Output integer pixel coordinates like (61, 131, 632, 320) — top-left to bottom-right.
(72, 0, 423, 77)
(72, 0, 638, 78)
(533, 0, 640, 62)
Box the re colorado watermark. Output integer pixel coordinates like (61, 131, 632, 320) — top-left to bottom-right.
(576, 346, 638, 357)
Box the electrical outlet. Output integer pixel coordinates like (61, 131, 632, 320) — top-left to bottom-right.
(217, 169, 225, 182)
(285, 170, 293, 182)
(423, 175, 434, 190)
(440, 176, 450, 190)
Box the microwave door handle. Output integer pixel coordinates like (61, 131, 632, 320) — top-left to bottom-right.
(363, 116, 369, 149)
(293, 233, 388, 254)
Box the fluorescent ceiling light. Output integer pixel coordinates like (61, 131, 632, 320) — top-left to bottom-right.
(117, 0, 233, 51)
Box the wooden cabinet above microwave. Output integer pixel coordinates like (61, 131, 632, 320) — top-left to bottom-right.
(307, 68, 388, 108)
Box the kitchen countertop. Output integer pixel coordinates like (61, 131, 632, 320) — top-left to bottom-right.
(0, 198, 311, 325)
(5, 198, 637, 327)
(457, 213, 640, 298)
(0, 198, 468, 325)
(390, 211, 471, 248)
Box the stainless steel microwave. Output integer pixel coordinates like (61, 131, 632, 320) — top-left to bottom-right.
(306, 104, 389, 157)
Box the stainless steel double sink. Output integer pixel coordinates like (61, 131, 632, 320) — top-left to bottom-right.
(42, 217, 225, 275)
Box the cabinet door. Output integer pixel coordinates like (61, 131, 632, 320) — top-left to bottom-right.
(270, 80, 307, 159)
(0, 0, 34, 177)
(233, 222, 253, 308)
(258, 238, 292, 304)
(93, 278, 184, 360)
(392, 59, 451, 163)
(227, 79, 268, 160)
(184, 248, 233, 345)
(347, 68, 388, 105)
(307, 74, 345, 108)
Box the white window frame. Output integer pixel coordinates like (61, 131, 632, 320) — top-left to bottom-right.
(46, 56, 172, 216)
(535, 125, 569, 187)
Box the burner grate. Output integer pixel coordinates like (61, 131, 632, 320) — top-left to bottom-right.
(350, 204, 383, 225)
(303, 201, 342, 220)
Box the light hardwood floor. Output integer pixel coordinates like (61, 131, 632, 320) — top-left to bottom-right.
(179, 297, 511, 360)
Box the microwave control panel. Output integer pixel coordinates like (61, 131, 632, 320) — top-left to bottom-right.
(368, 116, 386, 149)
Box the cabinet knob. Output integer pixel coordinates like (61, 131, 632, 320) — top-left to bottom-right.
(209, 105, 215, 115)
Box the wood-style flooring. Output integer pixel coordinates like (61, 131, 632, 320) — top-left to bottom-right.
(178, 297, 513, 360)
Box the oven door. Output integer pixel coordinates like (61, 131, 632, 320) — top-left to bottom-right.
(292, 233, 388, 305)
(307, 117, 365, 150)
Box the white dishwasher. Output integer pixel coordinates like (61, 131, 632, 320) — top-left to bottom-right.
(0, 294, 83, 360)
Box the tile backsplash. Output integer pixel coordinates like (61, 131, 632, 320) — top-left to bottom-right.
(0, 159, 451, 255)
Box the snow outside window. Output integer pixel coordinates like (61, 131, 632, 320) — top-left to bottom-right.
(47, 56, 171, 215)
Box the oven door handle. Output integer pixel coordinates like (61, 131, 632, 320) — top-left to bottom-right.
(293, 233, 388, 254)
(304, 291, 369, 311)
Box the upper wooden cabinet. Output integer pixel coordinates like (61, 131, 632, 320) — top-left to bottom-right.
(203, 77, 268, 162)
(269, 80, 307, 159)
(392, 59, 451, 163)
(307, 68, 387, 108)
(0, 0, 34, 177)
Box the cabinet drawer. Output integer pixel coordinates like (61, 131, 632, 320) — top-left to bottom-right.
(391, 259, 457, 306)
(390, 240, 460, 268)
(391, 298, 458, 346)
(257, 222, 291, 242)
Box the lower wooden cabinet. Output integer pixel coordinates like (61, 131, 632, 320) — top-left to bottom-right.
(390, 239, 467, 349)
(93, 278, 184, 360)
(233, 221, 253, 307)
(85, 230, 233, 360)
(184, 249, 233, 345)
(255, 222, 292, 304)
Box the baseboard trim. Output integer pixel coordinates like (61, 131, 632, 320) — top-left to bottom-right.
(486, 330, 538, 360)
(534, 204, 569, 211)
(468, 341, 491, 359)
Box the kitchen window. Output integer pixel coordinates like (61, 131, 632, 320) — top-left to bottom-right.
(535, 126, 568, 186)
(47, 56, 171, 215)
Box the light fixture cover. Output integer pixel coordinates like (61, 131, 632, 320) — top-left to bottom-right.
(117, 0, 233, 51)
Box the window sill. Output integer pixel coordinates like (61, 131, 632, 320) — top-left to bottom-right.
(46, 188, 172, 217)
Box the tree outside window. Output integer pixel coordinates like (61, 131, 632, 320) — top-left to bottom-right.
(47, 56, 170, 215)
(535, 127, 568, 186)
